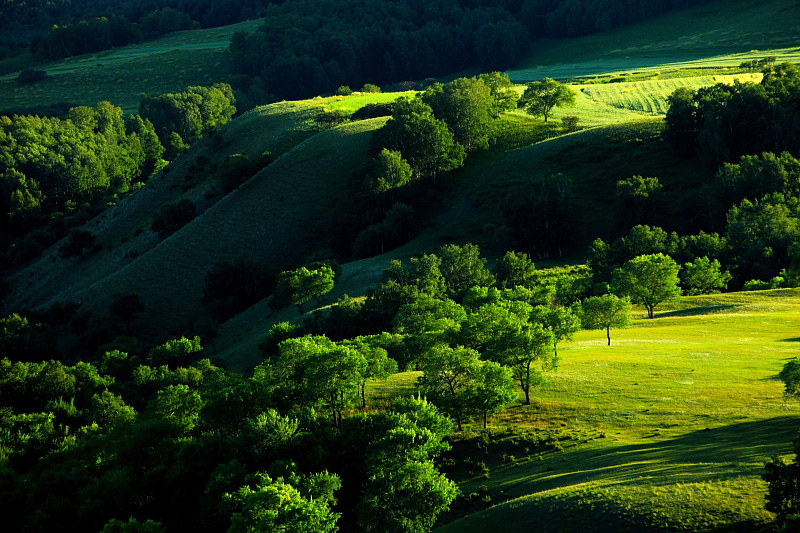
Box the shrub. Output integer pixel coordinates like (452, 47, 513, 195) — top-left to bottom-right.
(151, 199, 196, 238)
(360, 83, 381, 93)
(336, 85, 353, 95)
(16, 69, 48, 84)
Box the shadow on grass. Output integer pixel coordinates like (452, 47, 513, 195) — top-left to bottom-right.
(500, 416, 800, 498)
(656, 304, 739, 318)
(780, 337, 800, 343)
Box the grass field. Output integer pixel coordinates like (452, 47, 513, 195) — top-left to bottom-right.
(0, 20, 261, 114)
(511, 0, 800, 81)
(423, 288, 800, 531)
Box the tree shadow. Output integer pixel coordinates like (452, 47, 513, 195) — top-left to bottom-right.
(780, 337, 800, 343)
(656, 304, 739, 318)
(501, 416, 800, 498)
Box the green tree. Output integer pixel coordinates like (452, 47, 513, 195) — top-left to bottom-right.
(100, 517, 165, 533)
(371, 97, 466, 181)
(438, 243, 494, 300)
(518, 78, 576, 122)
(342, 337, 398, 408)
(422, 78, 495, 152)
(612, 254, 682, 319)
(616, 175, 664, 227)
(466, 360, 517, 428)
(418, 344, 481, 431)
(89, 390, 137, 428)
(225, 473, 340, 533)
(580, 294, 632, 345)
(779, 357, 800, 399)
(531, 304, 581, 357)
(151, 383, 204, 431)
(357, 460, 457, 533)
(681, 256, 732, 295)
(474, 72, 519, 116)
(494, 251, 536, 289)
(365, 148, 412, 195)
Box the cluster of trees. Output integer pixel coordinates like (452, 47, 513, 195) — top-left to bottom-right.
(338, 73, 520, 260)
(0, 83, 236, 270)
(0, 326, 458, 531)
(139, 83, 236, 158)
(31, 8, 201, 61)
(665, 63, 800, 168)
(227, 0, 709, 106)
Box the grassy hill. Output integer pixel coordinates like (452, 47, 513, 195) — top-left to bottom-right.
(422, 288, 800, 531)
(0, 20, 261, 114)
(510, 0, 800, 81)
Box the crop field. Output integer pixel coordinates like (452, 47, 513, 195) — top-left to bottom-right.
(573, 72, 762, 116)
(418, 288, 800, 531)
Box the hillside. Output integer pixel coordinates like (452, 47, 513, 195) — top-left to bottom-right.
(430, 288, 800, 531)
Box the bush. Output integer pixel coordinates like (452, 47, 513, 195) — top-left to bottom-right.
(350, 102, 395, 121)
(336, 85, 353, 95)
(151, 199, 196, 238)
(561, 115, 580, 132)
(58, 228, 96, 258)
(360, 83, 381, 93)
(16, 69, 48, 84)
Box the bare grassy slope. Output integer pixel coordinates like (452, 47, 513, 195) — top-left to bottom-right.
(4, 106, 386, 336)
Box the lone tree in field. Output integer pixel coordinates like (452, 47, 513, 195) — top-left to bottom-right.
(518, 78, 576, 122)
(580, 294, 632, 345)
(612, 253, 681, 319)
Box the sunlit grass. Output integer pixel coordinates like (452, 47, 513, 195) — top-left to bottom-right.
(431, 288, 800, 531)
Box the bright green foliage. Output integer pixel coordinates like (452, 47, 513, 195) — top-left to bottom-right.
(150, 384, 203, 431)
(366, 148, 412, 195)
(474, 72, 519, 116)
(245, 409, 301, 455)
(422, 78, 495, 152)
(418, 344, 482, 431)
(225, 473, 340, 533)
(0, 102, 157, 207)
(358, 397, 457, 532)
(580, 294, 632, 345)
(489, 320, 555, 405)
(270, 335, 367, 425)
(100, 517, 165, 533)
(394, 293, 466, 360)
(531, 304, 582, 356)
(438, 243, 494, 300)
(341, 337, 398, 408)
(467, 361, 517, 428)
(494, 251, 536, 289)
(613, 253, 681, 319)
(357, 460, 458, 533)
(89, 390, 137, 428)
(289, 265, 336, 313)
(148, 336, 203, 368)
(519, 78, 576, 123)
(259, 322, 303, 357)
(372, 97, 466, 181)
(139, 83, 236, 148)
(681, 256, 732, 295)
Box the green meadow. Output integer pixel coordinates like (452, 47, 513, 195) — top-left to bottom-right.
(360, 289, 800, 531)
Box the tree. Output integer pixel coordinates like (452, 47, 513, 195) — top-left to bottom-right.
(681, 256, 732, 295)
(438, 243, 493, 300)
(342, 337, 398, 408)
(357, 460, 457, 533)
(89, 390, 137, 428)
(612, 254, 681, 319)
(531, 304, 581, 357)
(418, 344, 480, 431)
(151, 384, 204, 432)
(365, 148, 412, 195)
(421, 77, 495, 152)
(616, 175, 664, 227)
(474, 72, 520, 116)
(466, 361, 517, 428)
(109, 293, 144, 327)
(580, 294, 632, 345)
(225, 473, 340, 533)
(494, 251, 536, 289)
(518, 78, 576, 122)
(763, 435, 800, 529)
(371, 97, 465, 181)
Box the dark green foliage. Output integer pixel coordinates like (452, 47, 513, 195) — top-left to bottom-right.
(764, 433, 800, 525)
(438, 243, 493, 301)
(101, 518, 165, 533)
(616, 175, 664, 228)
(494, 251, 536, 290)
(202, 258, 274, 321)
(33, 15, 143, 60)
(140, 7, 199, 37)
(502, 174, 576, 259)
(352, 203, 415, 259)
(109, 293, 145, 325)
(779, 358, 800, 399)
(0, 314, 56, 362)
(150, 198, 196, 238)
(259, 321, 303, 358)
(15, 69, 47, 84)
(58, 228, 97, 258)
(665, 64, 800, 167)
(350, 102, 395, 121)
